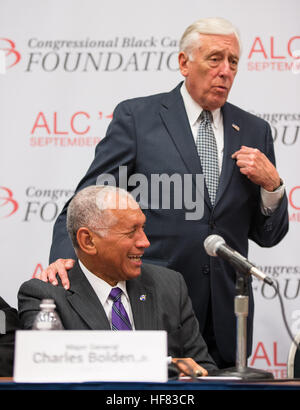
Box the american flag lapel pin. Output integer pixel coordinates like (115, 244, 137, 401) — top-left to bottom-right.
(232, 123, 240, 131)
(139, 294, 146, 301)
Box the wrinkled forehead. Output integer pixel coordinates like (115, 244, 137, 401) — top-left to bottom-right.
(110, 206, 146, 230)
(197, 33, 240, 56)
(95, 189, 139, 212)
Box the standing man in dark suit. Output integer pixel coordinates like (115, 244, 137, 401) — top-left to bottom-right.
(0, 297, 19, 376)
(18, 185, 217, 376)
(43, 18, 288, 368)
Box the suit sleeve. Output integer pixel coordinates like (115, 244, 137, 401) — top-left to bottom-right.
(248, 121, 289, 247)
(176, 274, 217, 370)
(49, 101, 137, 262)
(0, 297, 19, 376)
(18, 279, 58, 330)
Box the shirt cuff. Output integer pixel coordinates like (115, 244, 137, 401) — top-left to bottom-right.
(260, 180, 285, 215)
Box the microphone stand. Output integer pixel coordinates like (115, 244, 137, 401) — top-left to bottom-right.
(213, 272, 274, 380)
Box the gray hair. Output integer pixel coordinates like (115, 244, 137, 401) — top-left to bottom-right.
(179, 17, 241, 59)
(66, 185, 138, 249)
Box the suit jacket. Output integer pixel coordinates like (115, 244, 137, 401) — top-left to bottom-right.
(0, 297, 20, 377)
(18, 261, 217, 370)
(49, 82, 289, 362)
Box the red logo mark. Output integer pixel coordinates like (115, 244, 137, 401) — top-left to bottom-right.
(0, 187, 19, 218)
(0, 38, 21, 69)
(248, 36, 300, 60)
(289, 186, 300, 210)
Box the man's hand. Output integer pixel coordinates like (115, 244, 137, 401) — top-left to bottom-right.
(232, 145, 281, 192)
(34, 258, 75, 290)
(172, 358, 208, 377)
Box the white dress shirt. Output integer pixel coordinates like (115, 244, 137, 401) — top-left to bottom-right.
(78, 260, 135, 329)
(180, 82, 284, 214)
(79, 261, 172, 362)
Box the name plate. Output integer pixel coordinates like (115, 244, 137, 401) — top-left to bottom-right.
(14, 330, 168, 383)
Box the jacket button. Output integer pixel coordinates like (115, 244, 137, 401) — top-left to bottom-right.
(202, 265, 210, 275)
(265, 223, 273, 231)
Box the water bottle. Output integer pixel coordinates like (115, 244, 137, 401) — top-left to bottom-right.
(32, 299, 64, 330)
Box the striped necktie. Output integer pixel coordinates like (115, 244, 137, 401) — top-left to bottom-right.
(109, 287, 132, 330)
(196, 110, 219, 205)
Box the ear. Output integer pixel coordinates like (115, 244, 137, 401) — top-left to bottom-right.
(76, 227, 97, 255)
(178, 51, 190, 77)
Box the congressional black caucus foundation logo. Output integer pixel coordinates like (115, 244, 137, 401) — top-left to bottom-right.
(0, 38, 21, 72)
(2, 36, 179, 73)
(0, 186, 74, 222)
(23, 186, 73, 222)
(0, 187, 19, 219)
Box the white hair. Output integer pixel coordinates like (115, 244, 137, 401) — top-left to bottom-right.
(179, 17, 241, 59)
(66, 185, 138, 249)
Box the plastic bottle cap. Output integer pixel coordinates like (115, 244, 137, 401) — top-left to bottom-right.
(40, 299, 56, 309)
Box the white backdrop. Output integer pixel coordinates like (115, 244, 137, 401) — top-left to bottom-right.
(1, 0, 299, 377)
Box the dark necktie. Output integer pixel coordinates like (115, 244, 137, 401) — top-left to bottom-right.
(196, 110, 219, 205)
(109, 287, 132, 330)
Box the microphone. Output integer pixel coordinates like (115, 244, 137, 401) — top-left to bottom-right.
(204, 235, 274, 286)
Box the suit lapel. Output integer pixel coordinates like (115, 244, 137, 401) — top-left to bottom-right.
(159, 83, 202, 176)
(127, 271, 157, 330)
(66, 262, 158, 331)
(214, 102, 242, 207)
(159, 83, 211, 208)
(66, 261, 111, 330)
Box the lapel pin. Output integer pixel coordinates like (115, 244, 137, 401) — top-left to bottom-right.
(139, 294, 146, 301)
(232, 123, 240, 131)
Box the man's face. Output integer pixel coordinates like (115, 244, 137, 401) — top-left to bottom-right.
(179, 33, 240, 111)
(91, 206, 150, 285)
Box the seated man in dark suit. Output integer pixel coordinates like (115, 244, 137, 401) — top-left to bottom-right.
(0, 297, 19, 377)
(18, 185, 217, 377)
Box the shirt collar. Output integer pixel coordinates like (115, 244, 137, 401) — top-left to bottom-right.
(78, 259, 129, 305)
(180, 81, 222, 129)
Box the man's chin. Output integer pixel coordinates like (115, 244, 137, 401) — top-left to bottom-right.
(206, 96, 227, 111)
(124, 266, 142, 280)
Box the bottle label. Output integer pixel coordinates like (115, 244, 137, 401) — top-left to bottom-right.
(35, 322, 54, 330)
